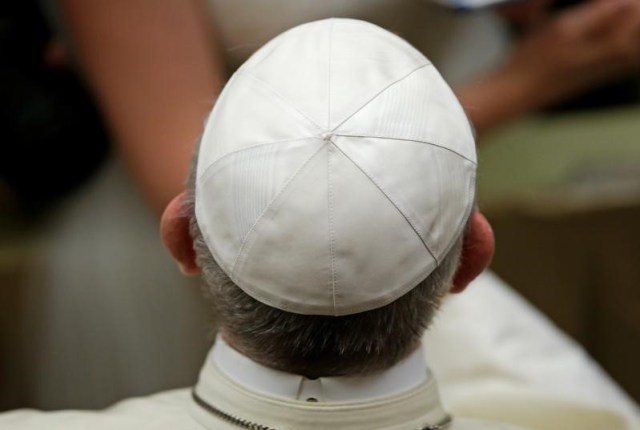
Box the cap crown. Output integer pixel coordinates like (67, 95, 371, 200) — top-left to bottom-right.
(196, 19, 476, 316)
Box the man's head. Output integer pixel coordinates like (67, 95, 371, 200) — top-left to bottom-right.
(161, 19, 494, 377)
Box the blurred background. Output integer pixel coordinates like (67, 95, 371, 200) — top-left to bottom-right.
(479, 107, 640, 404)
(1, 0, 639, 412)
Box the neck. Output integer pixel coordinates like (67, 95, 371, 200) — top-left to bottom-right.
(221, 330, 422, 379)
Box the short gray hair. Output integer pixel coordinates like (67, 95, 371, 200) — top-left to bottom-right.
(185, 148, 464, 377)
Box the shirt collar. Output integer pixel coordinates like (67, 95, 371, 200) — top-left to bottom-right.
(209, 335, 429, 402)
(191, 335, 450, 430)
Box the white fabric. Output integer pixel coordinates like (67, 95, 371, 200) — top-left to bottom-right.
(196, 18, 476, 316)
(212, 335, 427, 402)
(2, 273, 639, 429)
(426, 272, 640, 430)
(193, 347, 452, 429)
(0, 389, 516, 430)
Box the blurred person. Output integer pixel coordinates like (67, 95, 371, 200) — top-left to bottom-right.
(3, 20, 639, 429)
(14, 0, 640, 410)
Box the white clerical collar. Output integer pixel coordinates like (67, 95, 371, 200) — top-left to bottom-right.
(211, 335, 429, 402)
(191, 336, 450, 429)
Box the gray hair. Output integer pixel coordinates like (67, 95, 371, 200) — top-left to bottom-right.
(185, 149, 464, 377)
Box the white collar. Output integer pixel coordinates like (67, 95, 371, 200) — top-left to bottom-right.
(191, 336, 450, 429)
(211, 335, 428, 402)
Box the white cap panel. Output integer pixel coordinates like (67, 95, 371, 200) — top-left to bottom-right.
(328, 143, 436, 315)
(335, 66, 476, 163)
(240, 19, 332, 129)
(334, 136, 474, 262)
(196, 139, 325, 273)
(233, 145, 334, 313)
(329, 19, 429, 130)
(198, 74, 320, 179)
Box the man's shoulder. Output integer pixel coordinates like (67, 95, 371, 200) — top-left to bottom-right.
(0, 389, 204, 430)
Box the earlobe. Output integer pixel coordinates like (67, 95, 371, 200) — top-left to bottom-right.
(160, 192, 201, 276)
(450, 211, 495, 294)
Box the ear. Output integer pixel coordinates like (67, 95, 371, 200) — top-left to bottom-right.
(160, 192, 201, 276)
(450, 211, 495, 294)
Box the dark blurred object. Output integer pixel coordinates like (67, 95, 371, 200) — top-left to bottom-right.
(550, 0, 584, 10)
(547, 78, 640, 111)
(548, 0, 640, 111)
(0, 1, 109, 215)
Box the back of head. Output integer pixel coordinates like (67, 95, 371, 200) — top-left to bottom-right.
(188, 18, 476, 377)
